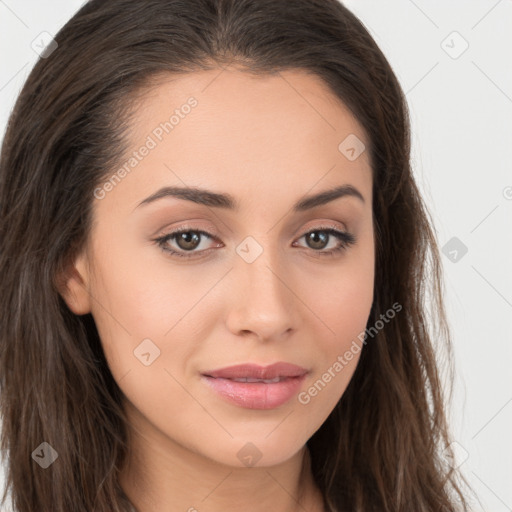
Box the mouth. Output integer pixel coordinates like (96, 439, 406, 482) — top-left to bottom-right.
(216, 376, 289, 383)
(201, 361, 309, 380)
(200, 362, 309, 410)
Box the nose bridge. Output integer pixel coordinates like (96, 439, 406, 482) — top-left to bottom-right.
(227, 233, 297, 338)
(236, 233, 287, 299)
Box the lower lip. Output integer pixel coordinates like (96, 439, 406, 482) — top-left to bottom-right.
(201, 374, 307, 410)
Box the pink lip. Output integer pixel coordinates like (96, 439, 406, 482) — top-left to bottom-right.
(201, 362, 309, 410)
(202, 362, 308, 380)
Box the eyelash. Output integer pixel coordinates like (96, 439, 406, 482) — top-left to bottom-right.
(153, 225, 356, 260)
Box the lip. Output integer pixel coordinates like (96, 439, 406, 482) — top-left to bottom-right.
(201, 362, 309, 410)
(202, 362, 309, 380)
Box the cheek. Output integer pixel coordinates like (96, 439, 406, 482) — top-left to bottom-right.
(330, 275, 374, 344)
(299, 251, 374, 407)
(296, 280, 372, 423)
(89, 243, 197, 337)
(87, 247, 216, 394)
(308, 252, 374, 345)
(87, 263, 204, 435)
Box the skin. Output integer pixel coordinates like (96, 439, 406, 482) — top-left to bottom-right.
(59, 67, 375, 512)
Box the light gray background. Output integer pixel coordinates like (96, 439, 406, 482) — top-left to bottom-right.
(1, 1, 511, 510)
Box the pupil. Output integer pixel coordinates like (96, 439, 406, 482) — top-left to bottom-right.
(178, 232, 199, 250)
(308, 231, 327, 249)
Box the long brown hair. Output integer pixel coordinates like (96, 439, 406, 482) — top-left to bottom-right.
(0, 0, 471, 510)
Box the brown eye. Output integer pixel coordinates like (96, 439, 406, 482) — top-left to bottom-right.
(174, 231, 201, 251)
(154, 226, 356, 260)
(304, 231, 329, 250)
(154, 229, 218, 258)
(294, 227, 357, 257)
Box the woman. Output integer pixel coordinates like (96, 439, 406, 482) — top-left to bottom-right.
(0, 0, 471, 510)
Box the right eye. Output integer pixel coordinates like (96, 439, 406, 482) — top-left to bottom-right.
(153, 228, 221, 259)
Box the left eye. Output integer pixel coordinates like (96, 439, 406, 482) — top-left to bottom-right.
(153, 226, 356, 259)
(294, 228, 356, 255)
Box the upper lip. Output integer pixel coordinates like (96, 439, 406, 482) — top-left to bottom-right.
(202, 362, 309, 380)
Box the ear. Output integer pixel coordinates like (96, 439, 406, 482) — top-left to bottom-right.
(55, 250, 92, 316)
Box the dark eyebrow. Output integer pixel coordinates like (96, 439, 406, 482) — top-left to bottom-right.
(293, 184, 364, 211)
(135, 184, 364, 212)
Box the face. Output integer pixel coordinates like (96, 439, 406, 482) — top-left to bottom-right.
(61, 67, 374, 468)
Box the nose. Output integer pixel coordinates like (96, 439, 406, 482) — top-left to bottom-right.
(225, 240, 301, 342)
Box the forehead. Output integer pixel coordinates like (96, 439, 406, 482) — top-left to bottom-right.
(100, 67, 372, 215)
(128, 67, 367, 147)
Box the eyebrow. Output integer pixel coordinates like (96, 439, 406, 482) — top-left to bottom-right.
(135, 183, 365, 212)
